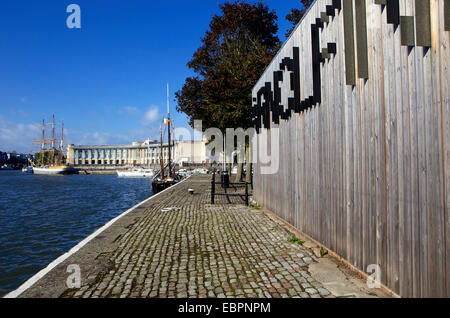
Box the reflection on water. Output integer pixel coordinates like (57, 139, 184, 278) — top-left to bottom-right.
(0, 171, 152, 296)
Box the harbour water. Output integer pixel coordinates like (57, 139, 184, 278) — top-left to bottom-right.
(0, 171, 152, 297)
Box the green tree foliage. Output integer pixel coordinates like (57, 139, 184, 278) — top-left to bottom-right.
(285, 0, 315, 38)
(175, 1, 281, 131)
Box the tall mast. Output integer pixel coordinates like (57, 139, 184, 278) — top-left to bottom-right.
(167, 83, 172, 178)
(51, 114, 55, 149)
(60, 121, 64, 165)
(41, 118, 45, 167)
(41, 119, 45, 150)
(147, 138, 150, 168)
(160, 123, 164, 178)
(171, 120, 175, 165)
(50, 114, 55, 166)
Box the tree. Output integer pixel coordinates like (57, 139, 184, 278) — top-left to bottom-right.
(285, 0, 315, 38)
(176, 1, 281, 183)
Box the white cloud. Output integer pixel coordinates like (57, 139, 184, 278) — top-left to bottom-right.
(0, 117, 41, 153)
(117, 106, 140, 116)
(65, 130, 130, 146)
(141, 106, 160, 126)
(9, 109, 29, 117)
(64, 125, 160, 147)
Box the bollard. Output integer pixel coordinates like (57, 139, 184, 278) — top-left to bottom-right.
(221, 171, 230, 189)
(211, 171, 215, 204)
(245, 182, 249, 206)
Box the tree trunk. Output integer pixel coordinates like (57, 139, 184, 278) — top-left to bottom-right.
(235, 162, 243, 182)
(245, 143, 253, 189)
(226, 163, 232, 175)
(235, 141, 245, 182)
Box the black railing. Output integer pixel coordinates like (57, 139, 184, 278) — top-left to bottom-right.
(211, 170, 249, 206)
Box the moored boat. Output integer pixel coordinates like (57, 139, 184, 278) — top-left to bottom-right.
(31, 115, 75, 175)
(22, 166, 33, 174)
(33, 165, 74, 175)
(116, 168, 154, 178)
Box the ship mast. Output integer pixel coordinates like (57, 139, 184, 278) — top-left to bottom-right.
(171, 120, 175, 167)
(60, 121, 64, 165)
(51, 114, 55, 166)
(32, 115, 64, 167)
(41, 119, 45, 167)
(160, 123, 164, 179)
(167, 83, 172, 178)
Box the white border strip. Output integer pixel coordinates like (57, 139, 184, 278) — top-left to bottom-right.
(4, 176, 191, 298)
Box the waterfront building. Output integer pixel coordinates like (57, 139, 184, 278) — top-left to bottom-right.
(67, 139, 208, 168)
(0, 152, 7, 165)
(0, 152, 31, 165)
(173, 140, 207, 166)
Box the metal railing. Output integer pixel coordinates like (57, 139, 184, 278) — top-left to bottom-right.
(210, 170, 249, 206)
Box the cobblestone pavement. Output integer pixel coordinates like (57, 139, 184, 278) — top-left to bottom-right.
(55, 175, 334, 298)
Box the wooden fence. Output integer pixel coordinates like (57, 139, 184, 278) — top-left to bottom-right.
(252, 0, 449, 297)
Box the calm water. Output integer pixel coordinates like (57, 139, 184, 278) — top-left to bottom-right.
(0, 171, 152, 297)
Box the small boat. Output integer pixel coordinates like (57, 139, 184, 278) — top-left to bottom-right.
(117, 168, 154, 178)
(22, 166, 33, 174)
(0, 165, 14, 171)
(151, 177, 179, 193)
(33, 165, 74, 175)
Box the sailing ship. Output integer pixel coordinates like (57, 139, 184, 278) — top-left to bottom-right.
(32, 115, 75, 175)
(151, 84, 180, 194)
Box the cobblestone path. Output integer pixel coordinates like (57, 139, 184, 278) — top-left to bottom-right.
(59, 175, 334, 298)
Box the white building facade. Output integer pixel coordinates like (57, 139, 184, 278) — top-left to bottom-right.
(67, 140, 208, 167)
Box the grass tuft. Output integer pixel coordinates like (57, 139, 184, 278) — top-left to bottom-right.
(288, 236, 304, 245)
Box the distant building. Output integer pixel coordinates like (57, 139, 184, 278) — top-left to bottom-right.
(173, 140, 207, 166)
(14, 153, 28, 161)
(67, 139, 208, 167)
(0, 152, 7, 165)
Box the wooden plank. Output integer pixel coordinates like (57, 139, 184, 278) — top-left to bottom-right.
(398, 0, 413, 298)
(391, 0, 402, 294)
(439, 0, 450, 298)
(367, 0, 379, 280)
(406, 1, 421, 295)
(428, 0, 446, 297)
(381, 2, 394, 290)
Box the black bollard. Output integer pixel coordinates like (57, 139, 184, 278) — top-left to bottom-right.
(245, 182, 249, 206)
(211, 171, 215, 204)
(221, 171, 230, 189)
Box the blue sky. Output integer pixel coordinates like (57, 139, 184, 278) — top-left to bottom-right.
(0, 0, 300, 153)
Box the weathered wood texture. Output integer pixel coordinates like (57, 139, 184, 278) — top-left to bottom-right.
(252, 0, 449, 298)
